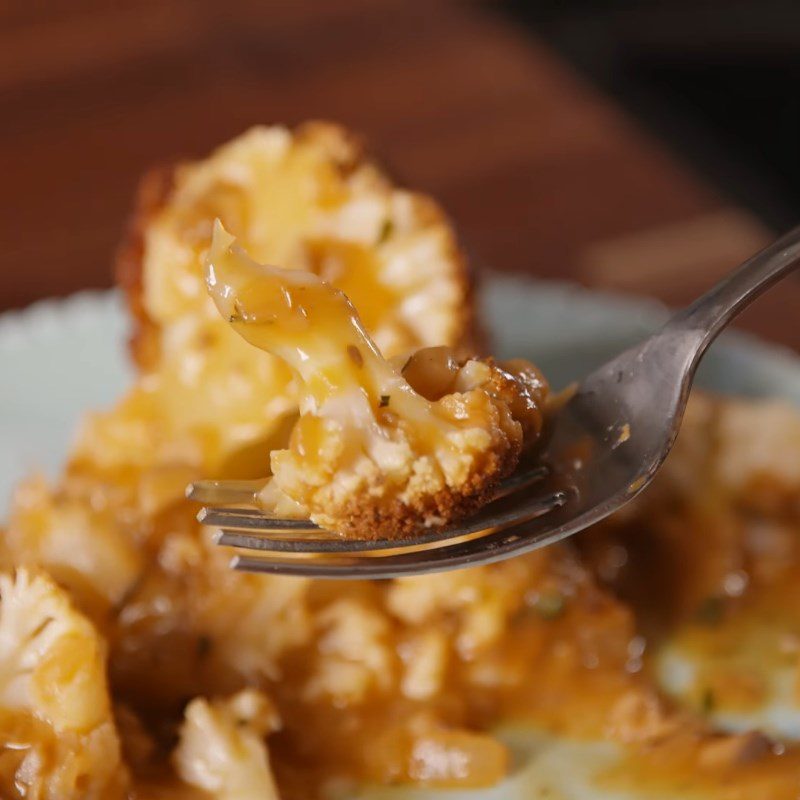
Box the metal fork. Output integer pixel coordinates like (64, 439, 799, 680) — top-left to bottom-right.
(189, 225, 800, 579)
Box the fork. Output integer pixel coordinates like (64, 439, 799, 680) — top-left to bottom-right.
(189, 225, 800, 579)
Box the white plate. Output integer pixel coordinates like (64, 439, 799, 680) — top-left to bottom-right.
(0, 290, 131, 517)
(2, 277, 800, 799)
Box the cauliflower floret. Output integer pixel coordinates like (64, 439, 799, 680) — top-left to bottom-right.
(173, 689, 281, 800)
(404, 713, 509, 788)
(204, 223, 549, 538)
(387, 556, 544, 657)
(0, 569, 127, 799)
(398, 628, 449, 700)
(112, 122, 474, 476)
(5, 476, 143, 617)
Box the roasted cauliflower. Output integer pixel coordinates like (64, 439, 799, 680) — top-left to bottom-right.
(205, 223, 549, 538)
(0, 570, 127, 799)
(106, 122, 475, 478)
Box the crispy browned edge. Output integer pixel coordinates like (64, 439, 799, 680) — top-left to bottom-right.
(114, 165, 173, 371)
(113, 122, 484, 370)
(331, 443, 519, 540)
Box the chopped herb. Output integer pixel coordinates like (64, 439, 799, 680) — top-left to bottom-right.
(378, 218, 394, 243)
(701, 688, 715, 714)
(534, 592, 565, 620)
(229, 299, 244, 324)
(30, 615, 55, 638)
(695, 596, 725, 626)
(379, 395, 390, 408)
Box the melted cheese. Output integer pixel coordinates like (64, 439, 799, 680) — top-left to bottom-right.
(204, 223, 477, 472)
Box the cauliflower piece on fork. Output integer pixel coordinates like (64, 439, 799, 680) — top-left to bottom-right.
(203, 222, 549, 539)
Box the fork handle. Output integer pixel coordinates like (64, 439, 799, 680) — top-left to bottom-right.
(670, 224, 800, 345)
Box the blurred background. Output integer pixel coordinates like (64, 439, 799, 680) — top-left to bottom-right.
(2, 0, 799, 348)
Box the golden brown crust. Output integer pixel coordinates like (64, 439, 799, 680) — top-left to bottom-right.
(330, 446, 517, 540)
(113, 165, 174, 370)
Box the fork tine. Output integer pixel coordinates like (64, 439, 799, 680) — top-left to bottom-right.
(198, 506, 320, 532)
(229, 490, 569, 578)
(491, 464, 548, 499)
(187, 479, 266, 506)
(217, 491, 567, 554)
(198, 464, 550, 534)
(217, 530, 352, 551)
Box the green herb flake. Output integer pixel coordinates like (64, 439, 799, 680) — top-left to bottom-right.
(701, 688, 715, 714)
(379, 395, 390, 408)
(534, 592, 565, 620)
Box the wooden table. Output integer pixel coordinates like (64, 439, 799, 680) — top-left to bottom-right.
(2, 0, 798, 350)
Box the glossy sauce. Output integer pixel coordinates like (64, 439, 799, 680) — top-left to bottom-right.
(204, 223, 484, 467)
